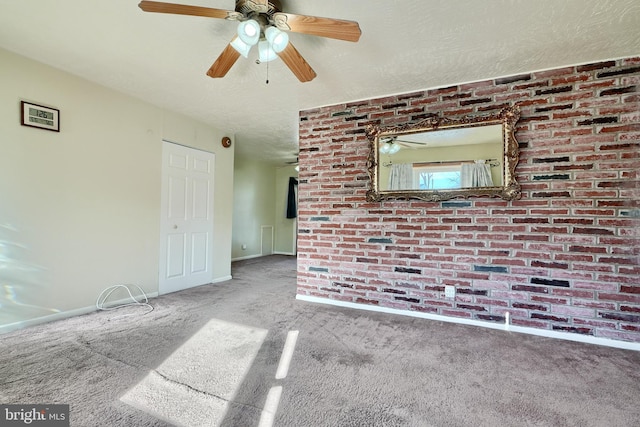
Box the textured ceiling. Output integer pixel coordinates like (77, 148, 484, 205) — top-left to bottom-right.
(1, 1, 638, 165)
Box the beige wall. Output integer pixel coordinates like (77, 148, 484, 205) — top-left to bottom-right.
(232, 155, 276, 260)
(0, 48, 234, 330)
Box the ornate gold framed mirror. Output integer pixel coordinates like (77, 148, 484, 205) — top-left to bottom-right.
(365, 106, 521, 202)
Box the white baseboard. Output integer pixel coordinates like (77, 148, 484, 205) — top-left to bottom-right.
(232, 253, 296, 262)
(1, 275, 236, 336)
(0, 292, 160, 336)
(296, 295, 640, 352)
(232, 254, 264, 262)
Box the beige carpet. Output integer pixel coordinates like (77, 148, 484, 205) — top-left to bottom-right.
(1, 255, 639, 426)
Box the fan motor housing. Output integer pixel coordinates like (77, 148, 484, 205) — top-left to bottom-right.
(235, 0, 282, 17)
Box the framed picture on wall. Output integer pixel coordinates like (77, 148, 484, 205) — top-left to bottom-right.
(20, 101, 60, 132)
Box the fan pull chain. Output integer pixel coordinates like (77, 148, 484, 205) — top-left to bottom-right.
(266, 58, 269, 84)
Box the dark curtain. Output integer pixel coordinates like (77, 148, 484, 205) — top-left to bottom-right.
(286, 177, 298, 218)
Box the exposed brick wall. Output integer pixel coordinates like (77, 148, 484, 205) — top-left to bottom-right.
(297, 57, 640, 343)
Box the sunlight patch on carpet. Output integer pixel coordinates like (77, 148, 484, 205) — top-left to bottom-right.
(121, 319, 267, 427)
(258, 386, 282, 427)
(275, 330, 298, 380)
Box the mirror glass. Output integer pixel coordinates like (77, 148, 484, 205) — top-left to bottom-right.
(366, 106, 521, 202)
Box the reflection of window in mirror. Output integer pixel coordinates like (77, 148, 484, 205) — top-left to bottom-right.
(414, 164, 461, 190)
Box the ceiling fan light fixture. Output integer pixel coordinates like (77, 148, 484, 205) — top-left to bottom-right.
(265, 26, 289, 53)
(258, 39, 277, 62)
(230, 37, 252, 58)
(380, 142, 401, 155)
(237, 19, 260, 45)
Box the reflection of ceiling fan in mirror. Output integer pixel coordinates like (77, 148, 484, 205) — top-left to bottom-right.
(138, 1, 362, 82)
(285, 156, 299, 171)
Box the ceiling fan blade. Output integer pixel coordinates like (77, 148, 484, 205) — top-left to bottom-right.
(138, 1, 236, 20)
(277, 43, 317, 83)
(273, 12, 361, 42)
(206, 39, 241, 78)
(396, 141, 420, 149)
(397, 139, 427, 145)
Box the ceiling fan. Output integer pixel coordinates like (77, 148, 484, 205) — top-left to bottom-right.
(138, 0, 362, 82)
(379, 136, 423, 154)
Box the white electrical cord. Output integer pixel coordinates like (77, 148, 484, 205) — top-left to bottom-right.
(96, 284, 153, 315)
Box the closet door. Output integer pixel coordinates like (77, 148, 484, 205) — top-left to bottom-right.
(159, 141, 215, 295)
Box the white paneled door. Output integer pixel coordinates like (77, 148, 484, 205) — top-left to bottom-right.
(159, 141, 215, 295)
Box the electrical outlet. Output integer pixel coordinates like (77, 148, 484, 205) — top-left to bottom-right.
(444, 285, 456, 298)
